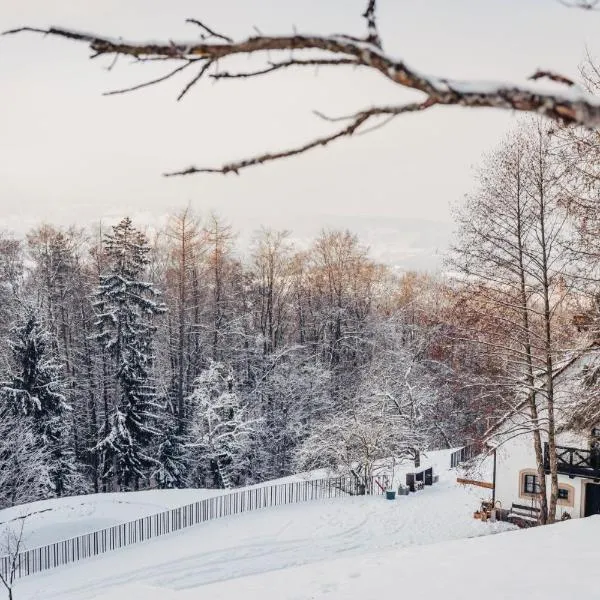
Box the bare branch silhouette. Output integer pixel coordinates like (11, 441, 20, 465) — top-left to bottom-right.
(4, 1, 600, 176)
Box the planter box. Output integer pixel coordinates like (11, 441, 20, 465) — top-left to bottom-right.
(385, 490, 396, 500)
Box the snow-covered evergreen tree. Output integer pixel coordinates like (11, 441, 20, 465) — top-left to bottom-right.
(93, 217, 166, 491)
(0, 308, 84, 498)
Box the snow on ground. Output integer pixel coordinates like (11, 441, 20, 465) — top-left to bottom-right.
(0, 449, 454, 551)
(7, 450, 515, 600)
(0, 488, 223, 550)
(182, 516, 600, 600)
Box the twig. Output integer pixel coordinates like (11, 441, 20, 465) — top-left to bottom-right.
(104, 59, 200, 96)
(211, 58, 359, 80)
(164, 101, 432, 176)
(529, 70, 576, 87)
(185, 19, 233, 43)
(362, 0, 382, 48)
(177, 60, 214, 100)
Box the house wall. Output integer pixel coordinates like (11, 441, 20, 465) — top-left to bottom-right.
(494, 430, 589, 519)
(489, 349, 600, 520)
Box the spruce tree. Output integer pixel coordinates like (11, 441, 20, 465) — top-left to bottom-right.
(93, 217, 166, 490)
(0, 308, 83, 498)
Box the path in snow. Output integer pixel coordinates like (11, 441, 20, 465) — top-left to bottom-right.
(182, 516, 600, 600)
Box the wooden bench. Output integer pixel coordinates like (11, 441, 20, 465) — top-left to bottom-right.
(508, 503, 541, 527)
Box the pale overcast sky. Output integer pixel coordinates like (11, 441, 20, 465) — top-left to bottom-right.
(1, 0, 599, 269)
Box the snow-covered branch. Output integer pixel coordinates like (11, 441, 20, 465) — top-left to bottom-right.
(5, 0, 600, 176)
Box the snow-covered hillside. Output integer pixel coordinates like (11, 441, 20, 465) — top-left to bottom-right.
(1, 450, 518, 600)
(180, 516, 600, 600)
(0, 449, 453, 551)
(0, 489, 224, 550)
(8, 449, 592, 600)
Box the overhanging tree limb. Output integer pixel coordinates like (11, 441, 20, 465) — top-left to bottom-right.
(164, 102, 433, 176)
(5, 0, 600, 176)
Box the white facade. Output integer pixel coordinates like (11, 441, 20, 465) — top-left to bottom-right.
(490, 349, 600, 520)
(493, 430, 596, 519)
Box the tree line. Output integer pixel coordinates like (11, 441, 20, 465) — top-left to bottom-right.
(0, 213, 485, 508)
(2, 116, 600, 518)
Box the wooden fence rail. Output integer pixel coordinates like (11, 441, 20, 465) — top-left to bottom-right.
(0, 475, 381, 581)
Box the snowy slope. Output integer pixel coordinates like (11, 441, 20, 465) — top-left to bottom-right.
(9, 458, 514, 600)
(0, 488, 223, 550)
(0, 449, 454, 551)
(185, 516, 600, 600)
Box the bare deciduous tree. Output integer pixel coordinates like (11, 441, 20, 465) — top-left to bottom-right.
(449, 119, 577, 523)
(0, 516, 27, 600)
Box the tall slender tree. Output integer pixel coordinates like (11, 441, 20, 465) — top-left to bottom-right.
(93, 217, 167, 491)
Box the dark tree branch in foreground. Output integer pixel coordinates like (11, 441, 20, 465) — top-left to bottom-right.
(529, 70, 576, 87)
(165, 101, 433, 176)
(4, 0, 600, 176)
(558, 0, 600, 9)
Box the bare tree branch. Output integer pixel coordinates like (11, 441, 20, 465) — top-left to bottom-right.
(164, 101, 433, 176)
(103, 59, 201, 96)
(211, 58, 359, 80)
(185, 18, 233, 43)
(362, 0, 381, 48)
(558, 0, 600, 9)
(529, 70, 576, 87)
(5, 4, 600, 177)
(5, 26, 600, 128)
(177, 59, 214, 101)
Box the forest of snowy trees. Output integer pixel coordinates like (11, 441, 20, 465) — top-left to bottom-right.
(0, 211, 486, 505)
(2, 115, 600, 510)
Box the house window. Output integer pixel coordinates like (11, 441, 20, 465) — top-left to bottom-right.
(523, 473, 541, 495)
(557, 483, 575, 507)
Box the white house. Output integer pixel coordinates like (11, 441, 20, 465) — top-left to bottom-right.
(487, 347, 600, 521)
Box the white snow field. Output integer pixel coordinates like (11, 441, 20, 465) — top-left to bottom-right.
(0, 449, 453, 551)
(22, 453, 600, 600)
(0, 449, 526, 600)
(181, 516, 600, 600)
